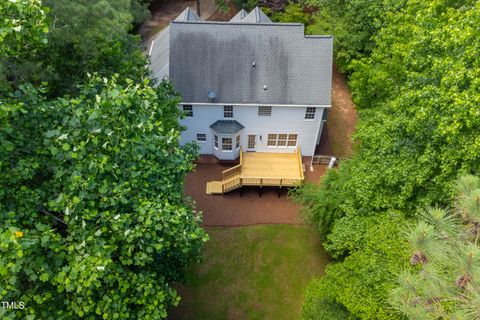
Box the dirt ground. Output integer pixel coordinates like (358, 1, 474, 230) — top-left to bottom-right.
(325, 66, 359, 157)
(185, 161, 327, 226)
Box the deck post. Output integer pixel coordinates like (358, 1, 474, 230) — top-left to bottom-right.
(259, 186, 262, 198)
(240, 187, 243, 197)
(278, 187, 281, 198)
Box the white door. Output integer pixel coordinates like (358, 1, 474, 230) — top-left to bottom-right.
(247, 134, 256, 151)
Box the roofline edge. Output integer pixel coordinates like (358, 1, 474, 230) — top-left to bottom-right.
(178, 102, 332, 108)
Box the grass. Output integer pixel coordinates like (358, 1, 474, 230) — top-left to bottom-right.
(169, 225, 329, 320)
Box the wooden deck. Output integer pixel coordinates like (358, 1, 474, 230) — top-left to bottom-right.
(206, 148, 304, 195)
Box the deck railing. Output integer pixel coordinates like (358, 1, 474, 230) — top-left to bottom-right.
(297, 147, 304, 180)
(222, 147, 243, 181)
(218, 146, 304, 193)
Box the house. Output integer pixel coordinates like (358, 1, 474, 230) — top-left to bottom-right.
(149, 7, 333, 162)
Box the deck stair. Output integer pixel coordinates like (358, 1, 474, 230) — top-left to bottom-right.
(206, 147, 304, 195)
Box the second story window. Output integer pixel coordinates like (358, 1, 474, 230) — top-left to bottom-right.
(224, 105, 233, 118)
(305, 107, 316, 120)
(183, 105, 193, 117)
(258, 106, 272, 116)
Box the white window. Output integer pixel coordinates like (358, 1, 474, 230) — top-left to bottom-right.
(287, 134, 298, 146)
(224, 106, 233, 118)
(267, 134, 277, 146)
(214, 135, 218, 149)
(196, 133, 206, 142)
(236, 135, 240, 149)
(222, 137, 232, 151)
(258, 106, 272, 116)
(305, 107, 316, 120)
(183, 105, 193, 117)
(267, 133, 298, 147)
(277, 134, 287, 146)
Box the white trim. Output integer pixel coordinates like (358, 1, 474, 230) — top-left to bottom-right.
(148, 40, 155, 56)
(179, 102, 331, 108)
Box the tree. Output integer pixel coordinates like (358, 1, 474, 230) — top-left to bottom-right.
(0, 2, 207, 318)
(0, 0, 48, 58)
(0, 75, 207, 319)
(299, 1, 480, 319)
(0, 0, 49, 94)
(302, 213, 410, 319)
(306, 0, 405, 73)
(2, 0, 150, 97)
(390, 175, 480, 319)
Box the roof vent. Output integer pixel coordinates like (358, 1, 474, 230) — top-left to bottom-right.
(263, 85, 267, 90)
(252, 61, 256, 67)
(208, 90, 216, 102)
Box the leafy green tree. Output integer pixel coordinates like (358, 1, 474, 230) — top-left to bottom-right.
(391, 175, 480, 319)
(0, 0, 48, 57)
(0, 4, 207, 318)
(306, 0, 405, 72)
(270, 2, 310, 24)
(2, 0, 150, 96)
(302, 213, 410, 319)
(0, 75, 207, 319)
(303, 279, 356, 320)
(0, 0, 49, 93)
(299, 1, 480, 318)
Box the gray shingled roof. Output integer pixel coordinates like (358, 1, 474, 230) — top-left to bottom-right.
(239, 7, 272, 23)
(150, 7, 333, 106)
(229, 9, 248, 22)
(210, 120, 245, 134)
(174, 7, 200, 22)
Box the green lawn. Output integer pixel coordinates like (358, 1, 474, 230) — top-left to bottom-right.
(169, 225, 329, 320)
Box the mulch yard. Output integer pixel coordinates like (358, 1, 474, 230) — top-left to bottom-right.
(185, 160, 327, 226)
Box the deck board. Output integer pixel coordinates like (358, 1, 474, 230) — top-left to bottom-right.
(206, 151, 303, 195)
(241, 152, 302, 180)
(206, 181, 223, 194)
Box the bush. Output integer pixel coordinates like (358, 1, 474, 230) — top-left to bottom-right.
(303, 279, 355, 320)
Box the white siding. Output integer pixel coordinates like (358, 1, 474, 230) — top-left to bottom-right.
(179, 105, 326, 157)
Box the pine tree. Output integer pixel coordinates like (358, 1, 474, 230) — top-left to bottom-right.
(390, 175, 480, 319)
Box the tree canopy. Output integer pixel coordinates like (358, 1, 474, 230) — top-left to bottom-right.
(300, 0, 480, 319)
(391, 176, 480, 319)
(0, 1, 207, 318)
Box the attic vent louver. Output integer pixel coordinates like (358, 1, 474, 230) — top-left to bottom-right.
(208, 90, 216, 102)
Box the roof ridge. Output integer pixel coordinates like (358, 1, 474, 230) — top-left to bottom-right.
(171, 20, 302, 27)
(255, 7, 260, 22)
(174, 7, 201, 22)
